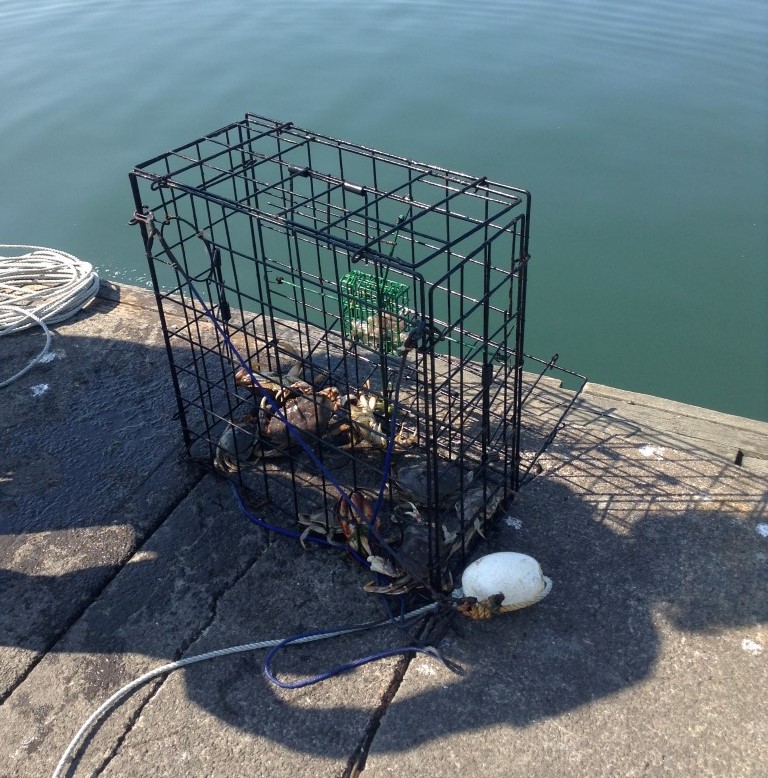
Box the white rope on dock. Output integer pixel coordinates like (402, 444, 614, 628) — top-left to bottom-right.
(0, 244, 100, 388)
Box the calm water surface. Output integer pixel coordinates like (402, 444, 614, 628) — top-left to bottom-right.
(1, 0, 766, 419)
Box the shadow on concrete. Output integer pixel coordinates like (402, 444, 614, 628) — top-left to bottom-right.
(174, 421, 768, 756)
(2, 322, 767, 762)
(1, 321, 193, 698)
(159, 390, 768, 757)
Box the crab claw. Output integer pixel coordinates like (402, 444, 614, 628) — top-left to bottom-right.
(336, 489, 376, 528)
(401, 501, 423, 522)
(334, 389, 389, 449)
(362, 575, 418, 596)
(367, 555, 400, 577)
(335, 489, 379, 556)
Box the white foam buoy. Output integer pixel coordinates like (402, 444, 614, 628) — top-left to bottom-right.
(461, 552, 552, 610)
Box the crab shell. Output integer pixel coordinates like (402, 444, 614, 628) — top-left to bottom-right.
(392, 520, 431, 583)
(213, 416, 259, 472)
(395, 459, 473, 507)
(264, 386, 340, 447)
(350, 312, 407, 349)
(363, 515, 432, 590)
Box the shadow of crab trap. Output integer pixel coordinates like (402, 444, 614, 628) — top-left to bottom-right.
(129, 114, 586, 598)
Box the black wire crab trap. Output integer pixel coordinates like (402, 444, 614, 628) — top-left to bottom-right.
(129, 114, 585, 597)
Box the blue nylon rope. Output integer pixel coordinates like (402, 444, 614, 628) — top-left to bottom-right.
(264, 634, 459, 689)
(173, 237, 410, 534)
(230, 480, 369, 567)
(145, 219, 459, 689)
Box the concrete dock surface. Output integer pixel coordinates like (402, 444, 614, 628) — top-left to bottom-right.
(1, 282, 766, 777)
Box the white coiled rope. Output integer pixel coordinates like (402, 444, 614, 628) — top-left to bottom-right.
(0, 244, 100, 388)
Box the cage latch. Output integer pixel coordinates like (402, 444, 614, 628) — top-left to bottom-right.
(287, 165, 310, 178)
(128, 208, 154, 227)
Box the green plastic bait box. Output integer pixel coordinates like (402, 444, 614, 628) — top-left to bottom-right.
(339, 270, 409, 353)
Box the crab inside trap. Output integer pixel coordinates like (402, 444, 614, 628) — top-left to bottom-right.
(129, 114, 585, 595)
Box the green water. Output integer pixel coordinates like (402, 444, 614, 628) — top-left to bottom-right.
(1, 0, 766, 420)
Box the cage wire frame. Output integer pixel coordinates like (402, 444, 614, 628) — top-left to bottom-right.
(129, 113, 586, 592)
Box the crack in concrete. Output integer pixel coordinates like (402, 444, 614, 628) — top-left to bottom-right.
(343, 653, 412, 777)
(343, 609, 453, 776)
(88, 677, 166, 778)
(86, 530, 273, 775)
(0, 465, 205, 707)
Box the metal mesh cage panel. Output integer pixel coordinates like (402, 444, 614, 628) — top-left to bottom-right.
(129, 114, 581, 595)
